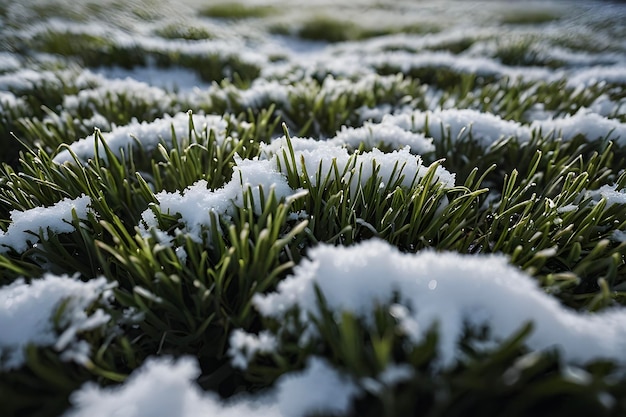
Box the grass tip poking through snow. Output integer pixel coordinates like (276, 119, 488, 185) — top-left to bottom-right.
(139, 157, 296, 244)
(0, 274, 111, 371)
(261, 136, 455, 192)
(52, 113, 229, 164)
(251, 239, 626, 368)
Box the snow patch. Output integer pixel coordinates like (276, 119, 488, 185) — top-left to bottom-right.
(0, 195, 92, 254)
(64, 355, 357, 417)
(0, 274, 110, 370)
(53, 113, 229, 164)
(139, 158, 295, 243)
(252, 239, 626, 367)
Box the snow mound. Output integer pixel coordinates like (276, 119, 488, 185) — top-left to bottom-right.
(0, 195, 91, 254)
(0, 274, 111, 370)
(252, 239, 626, 367)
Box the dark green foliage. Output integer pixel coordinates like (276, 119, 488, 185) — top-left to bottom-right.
(499, 10, 562, 25)
(200, 3, 278, 19)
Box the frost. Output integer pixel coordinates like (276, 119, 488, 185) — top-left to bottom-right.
(253, 239, 626, 367)
(0, 274, 111, 370)
(0, 195, 92, 254)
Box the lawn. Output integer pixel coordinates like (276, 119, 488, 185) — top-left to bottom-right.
(1, 0, 626, 416)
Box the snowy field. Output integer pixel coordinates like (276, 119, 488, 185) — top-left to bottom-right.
(1, 0, 626, 416)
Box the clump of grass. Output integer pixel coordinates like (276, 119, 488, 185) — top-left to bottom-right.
(29, 31, 144, 69)
(200, 3, 278, 19)
(154, 24, 214, 41)
(275, 15, 441, 43)
(499, 10, 562, 25)
(295, 15, 361, 43)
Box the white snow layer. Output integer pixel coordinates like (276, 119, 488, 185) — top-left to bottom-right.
(252, 239, 626, 367)
(141, 136, 455, 243)
(0, 195, 92, 254)
(261, 136, 455, 191)
(64, 355, 358, 417)
(140, 158, 295, 243)
(383, 108, 626, 147)
(0, 274, 111, 370)
(53, 113, 229, 164)
(330, 122, 435, 154)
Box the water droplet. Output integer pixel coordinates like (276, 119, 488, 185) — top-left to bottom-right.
(428, 280, 438, 290)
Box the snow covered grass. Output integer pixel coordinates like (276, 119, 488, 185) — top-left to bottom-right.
(1, 0, 626, 416)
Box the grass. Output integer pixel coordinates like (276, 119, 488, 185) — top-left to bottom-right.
(499, 10, 562, 25)
(200, 3, 278, 19)
(1, 1, 626, 416)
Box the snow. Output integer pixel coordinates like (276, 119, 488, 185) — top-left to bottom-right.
(383, 109, 532, 147)
(139, 158, 295, 243)
(53, 113, 229, 164)
(228, 329, 278, 370)
(62, 77, 173, 114)
(330, 122, 435, 154)
(238, 79, 292, 110)
(275, 357, 359, 417)
(64, 355, 358, 417)
(0, 69, 63, 92)
(0, 274, 111, 370)
(3, 0, 626, 413)
(0, 195, 92, 254)
(382, 108, 626, 148)
(142, 135, 454, 244)
(93, 66, 211, 93)
(251, 239, 626, 367)
(530, 109, 626, 144)
(585, 184, 626, 206)
(261, 136, 455, 192)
